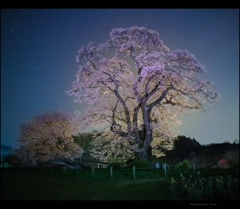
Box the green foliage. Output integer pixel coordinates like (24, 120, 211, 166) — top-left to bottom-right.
(107, 162, 124, 169)
(1, 153, 19, 166)
(224, 148, 239, 166)
(73, 132, 93, 152)
(176, 159, 190, 168)
(1, 162, 10, 167)
(170, 173, 239, 200)
(124, 159, 152, 168)
(166, 135, 201, 159)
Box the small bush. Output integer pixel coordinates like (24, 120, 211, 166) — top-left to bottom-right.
(107, 162, 124, 169)
(224, 149, 239, 166)
(218, 158, 228, 168)
(124, 159, 152, 168)
(176, 159, 190, 168)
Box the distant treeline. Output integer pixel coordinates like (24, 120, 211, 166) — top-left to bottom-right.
(156, 135, 239, 166)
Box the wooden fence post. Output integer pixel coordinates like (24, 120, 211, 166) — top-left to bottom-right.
(164, 163, 167, 176)
(110, 167, 112, 178)
(133, 166, 135, 179)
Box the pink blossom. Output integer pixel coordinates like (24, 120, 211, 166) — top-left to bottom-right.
(67, 26, 220, 161)
(218, 158, 228, 168)
(16, 110, 84, 165)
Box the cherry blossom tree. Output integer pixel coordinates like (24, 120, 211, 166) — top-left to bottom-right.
(16, 110, 84, 165)
(89, 131, 138, 164)
(67, 26, 220, 161)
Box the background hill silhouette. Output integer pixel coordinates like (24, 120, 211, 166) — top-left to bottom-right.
(158, 135, 239, 167)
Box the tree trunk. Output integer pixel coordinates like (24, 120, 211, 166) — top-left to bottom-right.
(147, 145, 152, 161)
(137, 104, 153, 161)
(138, 133, 152, 160)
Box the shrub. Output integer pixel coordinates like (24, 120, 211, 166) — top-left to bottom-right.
(176, 159, 190, 168)
(107, 162, 124, 169)
(218, 158, 228, 168)
(124, 159, 152, 168)
(170, 173, 239, 200)
(224, 149, 239, 166)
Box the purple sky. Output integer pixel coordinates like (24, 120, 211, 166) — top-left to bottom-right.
(1, 8, 239, 147)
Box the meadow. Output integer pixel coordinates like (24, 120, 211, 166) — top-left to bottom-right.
(1, 165, 239, 201)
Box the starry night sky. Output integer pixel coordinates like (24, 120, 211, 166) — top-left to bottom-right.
(1, 8, 239, 148)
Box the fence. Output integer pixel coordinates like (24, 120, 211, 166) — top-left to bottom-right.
(20, 161, 219, 178)
(91, 161, 218, 179)
(6, 160, 223, 180)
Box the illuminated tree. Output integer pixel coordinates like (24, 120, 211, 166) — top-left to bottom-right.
(16, 110, 84, 165)
(89, 131, 137, 163)
(151, 135, 174, 158)
(67, 26, 220, 160)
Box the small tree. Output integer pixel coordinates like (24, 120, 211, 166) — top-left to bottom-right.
(16, 110, 84, 165)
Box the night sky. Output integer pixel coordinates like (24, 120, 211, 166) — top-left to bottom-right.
(1, 9, 239, 148)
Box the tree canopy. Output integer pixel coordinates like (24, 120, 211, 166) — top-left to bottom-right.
(16, 110, 84, 165)
(67, 26, 220, 161)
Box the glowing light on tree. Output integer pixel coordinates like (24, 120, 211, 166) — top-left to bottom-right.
(16, 110, 84, 165)
(67, 26, 220, 160)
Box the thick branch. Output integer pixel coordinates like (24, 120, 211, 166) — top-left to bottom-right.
(148, 87, 173, 111)
(102, 71, 131, 132)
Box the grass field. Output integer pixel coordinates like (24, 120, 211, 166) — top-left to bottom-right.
(1, 166, 239, 200)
